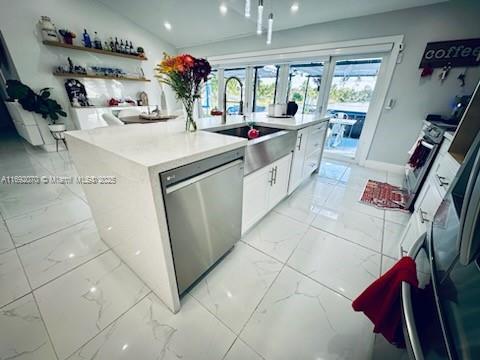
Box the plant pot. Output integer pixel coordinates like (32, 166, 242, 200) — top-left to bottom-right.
(48, 124, 66, 132)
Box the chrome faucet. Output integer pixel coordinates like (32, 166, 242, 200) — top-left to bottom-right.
(223, 76, 244, 122)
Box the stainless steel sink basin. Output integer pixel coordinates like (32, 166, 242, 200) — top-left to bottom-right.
(207, 124, 296, 175)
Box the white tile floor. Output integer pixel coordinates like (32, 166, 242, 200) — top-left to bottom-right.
(0, 134, 409, 360)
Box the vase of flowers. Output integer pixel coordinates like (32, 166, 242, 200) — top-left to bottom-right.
(155, 53, 211, 132)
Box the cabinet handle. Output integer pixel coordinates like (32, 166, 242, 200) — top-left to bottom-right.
(436, 174, 449, 187)
(268, 167, 275, 186)
(297, 134, 303, 151)
(419, 209, 429, 224)
(273, 166, 278, 185)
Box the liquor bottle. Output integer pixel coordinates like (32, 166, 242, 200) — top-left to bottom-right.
(104, 41, 110, 52)
(93, 32, 102, 50)
(129, 41, 135, 55)
(109, 37, 114, 52)
(114, 37, 120, 52)
(83, 29, 92, 48)
(120, 40, 125, 53)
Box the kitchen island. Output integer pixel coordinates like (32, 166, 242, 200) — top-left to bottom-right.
(66, 113, 329, 312)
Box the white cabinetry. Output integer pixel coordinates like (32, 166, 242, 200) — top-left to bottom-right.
(401, 134, 460, 256)
(288, 121, 328, 194)
(242, 153, 293, 234)
(288, 127, 309, 194)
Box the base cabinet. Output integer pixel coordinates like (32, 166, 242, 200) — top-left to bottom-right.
(288, 121, 328, 194)
(242, 153, 292, 234)
(289, 127, 309, 194)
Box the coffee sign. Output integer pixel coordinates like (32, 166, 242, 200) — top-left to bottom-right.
(419, 38, 480, 69)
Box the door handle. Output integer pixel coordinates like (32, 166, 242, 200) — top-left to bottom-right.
(436, 174, 449, 187)
(297, 134, 303, 151)
(419, 209, 429, 224)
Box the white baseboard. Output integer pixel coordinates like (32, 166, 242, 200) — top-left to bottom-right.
(364, 159, 404, 174)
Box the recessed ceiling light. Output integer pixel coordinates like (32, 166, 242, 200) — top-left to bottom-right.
(164, 21, 172, 31)
(291, 2, 299, 13)
(220, 3, 228, 15)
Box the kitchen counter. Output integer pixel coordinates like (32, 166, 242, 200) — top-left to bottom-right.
(65, 112, 328, 314)
(199, 113, 329, 132)
(66, 112, 328, 172)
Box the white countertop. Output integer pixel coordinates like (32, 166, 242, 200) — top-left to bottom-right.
(199, 112, 328, 131)
(65, 112, 329, 171)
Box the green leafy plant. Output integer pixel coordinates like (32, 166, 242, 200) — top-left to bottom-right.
(6, 80, 67, 124)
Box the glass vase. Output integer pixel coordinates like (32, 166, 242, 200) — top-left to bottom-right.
(183, 100, 197, 132)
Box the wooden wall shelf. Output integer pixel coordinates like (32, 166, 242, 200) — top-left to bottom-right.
(53, 72, 151, 82)
(43, 40, 148, 61)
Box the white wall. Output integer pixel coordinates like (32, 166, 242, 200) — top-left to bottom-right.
(182, 0, 480, 166)
(0, 0, 179, 130)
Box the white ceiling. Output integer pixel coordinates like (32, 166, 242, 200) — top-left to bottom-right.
(97, 0, 447, 49)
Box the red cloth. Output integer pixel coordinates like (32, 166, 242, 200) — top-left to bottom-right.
(352, 256, 418, 346)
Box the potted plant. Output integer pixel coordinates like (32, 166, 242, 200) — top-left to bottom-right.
(6, 80, 67, 132)
(154, 53, 211, 131)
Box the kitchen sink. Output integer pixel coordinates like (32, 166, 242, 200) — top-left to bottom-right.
(206, 124, 296, 175)
(212, 125, 284, 139)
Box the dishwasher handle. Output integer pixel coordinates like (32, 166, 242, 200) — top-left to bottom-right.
(165, 159, 243, 194)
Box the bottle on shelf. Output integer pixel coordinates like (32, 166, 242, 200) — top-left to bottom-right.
(93, 32, 102, 50)
(120, 40, 125, 54)
(82, 29, 92, 48)
(109, 37, 115, 52)
(104, 41, 110, 52)
(129, 41, 135, 55)
(114, 37, 120, 52)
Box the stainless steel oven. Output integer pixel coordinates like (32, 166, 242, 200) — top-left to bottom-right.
(404, 124, 445, 210)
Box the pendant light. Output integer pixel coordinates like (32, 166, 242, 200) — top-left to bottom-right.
(257, 0, 264, 35)
(266, 13, 273, 44)
(245, 0, 251, 17)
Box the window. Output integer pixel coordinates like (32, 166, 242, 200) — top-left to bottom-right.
(287, 63, 324, 114)
(201, 69, 218, 115)
(253, 65, 279, 112)
(224, 68, 246, 115)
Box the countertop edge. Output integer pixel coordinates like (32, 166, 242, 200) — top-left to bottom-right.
(146, 139, 247, 173)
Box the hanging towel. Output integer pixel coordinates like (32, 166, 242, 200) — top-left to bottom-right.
(407, 140, 431, 169)
(352, 256, 418, 346)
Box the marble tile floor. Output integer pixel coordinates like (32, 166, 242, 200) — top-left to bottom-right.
(0, 134, 409, 359)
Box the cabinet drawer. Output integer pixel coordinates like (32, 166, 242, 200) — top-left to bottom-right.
(306, 123, 327, 156)
(303, 149, 321, 175)
(306, 134, 324, 156)
(433, 152, 460, 194)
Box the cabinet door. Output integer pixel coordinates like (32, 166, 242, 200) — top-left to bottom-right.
(303, 123, 328, 178)
(400, 212, 425, 257)
(242, 166, 272, 234)
(416, 177, 443, 223)
(288, 128, 309, 194)
(268, 153, 293, 210)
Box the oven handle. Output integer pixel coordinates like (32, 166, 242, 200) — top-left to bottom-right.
(402, 233, 426, 360)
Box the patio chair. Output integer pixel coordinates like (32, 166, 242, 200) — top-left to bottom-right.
(327, 122, 345, 148)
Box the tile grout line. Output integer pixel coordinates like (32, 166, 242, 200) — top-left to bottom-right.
(3, 219, 61, 360)
(225, 223, 313, 358)
(63, 290, 153, 359)
(309, 221, 383, 256)
(0, 246, 111, 311)
(8, 217, 93, 250)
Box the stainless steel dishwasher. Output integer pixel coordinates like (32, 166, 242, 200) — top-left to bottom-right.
(160, 148, 245, 295)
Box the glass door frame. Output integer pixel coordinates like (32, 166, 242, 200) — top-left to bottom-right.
(318, 53, 390, 164)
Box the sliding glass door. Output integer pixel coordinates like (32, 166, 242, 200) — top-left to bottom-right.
(322, 57, 383, 160)
(252, 65, 279, 112)
(287, 63, 324, 114)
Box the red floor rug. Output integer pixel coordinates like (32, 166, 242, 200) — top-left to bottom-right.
(360, 180, 409, 210)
